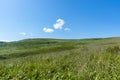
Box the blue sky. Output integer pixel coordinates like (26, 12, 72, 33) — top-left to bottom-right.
(0, 0, 120, 41)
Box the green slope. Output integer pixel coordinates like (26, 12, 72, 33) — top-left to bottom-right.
(0, 37, 120, 79)
(0, 38, 78, 59)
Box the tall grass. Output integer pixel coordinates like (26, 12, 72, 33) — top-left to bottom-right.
(0, 38, 120, 79)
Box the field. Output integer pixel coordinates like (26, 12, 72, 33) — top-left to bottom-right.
(0, 37, 120, 80)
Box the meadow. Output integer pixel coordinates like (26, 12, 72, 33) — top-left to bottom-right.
(0, 38, 120, 80)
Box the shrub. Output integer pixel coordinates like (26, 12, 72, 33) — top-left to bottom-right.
(106, 46, 120, 54)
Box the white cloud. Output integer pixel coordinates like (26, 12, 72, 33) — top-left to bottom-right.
(64, 28, 71, 31)
(0, 40, 11, 42)
(54, 19, 65, 29)
(19, 32, 27, 36)
(43, 27, 54, 33)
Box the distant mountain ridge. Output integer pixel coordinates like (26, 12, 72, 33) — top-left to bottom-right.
(0, 42, 6, 45)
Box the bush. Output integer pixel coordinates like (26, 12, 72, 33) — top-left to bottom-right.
(106, 46, 120, 54)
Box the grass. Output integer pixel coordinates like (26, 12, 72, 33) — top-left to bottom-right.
(0, 38, 120, 79)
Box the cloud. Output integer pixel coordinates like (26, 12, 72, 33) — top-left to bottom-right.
(19, 32, 27, 36)
(64, 28, 71, 31)
(0, 40, 11, 42)
(43, 27, 54, 33)
(54, 19, 65, 29)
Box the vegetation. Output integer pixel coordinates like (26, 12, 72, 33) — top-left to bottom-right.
(0, 38, 120, 79)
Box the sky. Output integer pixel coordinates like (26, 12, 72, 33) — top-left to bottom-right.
(0, 0, 120, 41)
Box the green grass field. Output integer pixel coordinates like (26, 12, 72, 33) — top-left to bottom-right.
(0, 37, 120, 80)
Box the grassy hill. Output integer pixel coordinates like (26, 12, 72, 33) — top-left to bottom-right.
(0, 37, 120, 79)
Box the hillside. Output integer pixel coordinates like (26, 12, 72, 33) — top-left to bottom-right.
(0, 37, 120, 79)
